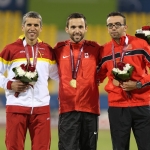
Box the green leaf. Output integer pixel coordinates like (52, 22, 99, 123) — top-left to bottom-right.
(20, 76, 32, 83)
(112, 66, 134, 81)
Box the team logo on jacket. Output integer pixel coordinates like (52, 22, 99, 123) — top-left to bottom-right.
(84, 53, 89, 58)
(39, 47, 45, 50)
(63, 55, 70, 58)
(20, 50, 25, 53)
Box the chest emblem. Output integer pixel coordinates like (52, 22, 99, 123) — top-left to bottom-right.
(84, 53, 89, 58)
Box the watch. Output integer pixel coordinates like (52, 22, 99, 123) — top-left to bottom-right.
(136, 81, 142, 89)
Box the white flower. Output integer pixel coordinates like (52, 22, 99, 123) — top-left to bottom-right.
(123, 64, 131, 71)
(143, 31, 150, 36)
(112, 68, 119, 72)
(25, 71, 37, 79)
(113, 64, 131, 74)
(118, 69, 127, 74)
(112, 62, 134, 81)
(16, 66, 26, 76)
(136, 29, 142, 33)
(25, 72, 32, 79)
(136, 29, 150, 36)
(30, 71, 37, 78)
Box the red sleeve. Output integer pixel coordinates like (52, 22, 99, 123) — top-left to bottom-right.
(139, 42, 150, 86)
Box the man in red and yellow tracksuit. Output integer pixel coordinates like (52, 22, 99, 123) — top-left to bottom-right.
(0, 11, 58, 150)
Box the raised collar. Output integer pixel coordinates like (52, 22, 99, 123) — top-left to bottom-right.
(112, 35, 129, 47)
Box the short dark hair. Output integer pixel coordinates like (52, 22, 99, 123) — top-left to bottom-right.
(66, 12, 87, 27)
(107, 11, 126, 25)
(22, 11, 42, 27)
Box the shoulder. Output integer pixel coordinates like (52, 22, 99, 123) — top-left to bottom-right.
(39, 42, 52, 49)
(54, 40, 69, 49)
(2, 39, 20, 51)
(103, 41, 112, 48)
(85, 40, 101, 47)
(128, 34, 148, 46)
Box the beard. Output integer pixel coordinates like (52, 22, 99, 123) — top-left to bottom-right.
(70, 34, 84, 43)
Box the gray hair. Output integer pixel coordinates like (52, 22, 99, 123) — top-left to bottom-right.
(22, 11, 42, 26)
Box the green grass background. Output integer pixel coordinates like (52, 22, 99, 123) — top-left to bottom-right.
(0, 127, 137, 150)
(28, 0, 117, 29)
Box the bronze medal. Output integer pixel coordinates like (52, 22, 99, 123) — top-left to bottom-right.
(70, 79, 76, 88)
(113, 79, 120, 86)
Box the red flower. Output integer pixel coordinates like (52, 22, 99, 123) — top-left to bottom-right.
(116, 62, 125, 71)
(20, 64, 27, 71)
(28, 64, 35, 72)
(142, 26, 150, 30)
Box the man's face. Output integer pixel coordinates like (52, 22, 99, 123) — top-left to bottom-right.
(65, 18, 87, 43)
(22, 17, 42, 42)
(107, 16, 127, 40)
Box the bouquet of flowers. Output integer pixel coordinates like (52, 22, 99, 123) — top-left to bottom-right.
(12, 64, 38, 97)
(112, 62, 134, 81)
(135, 26, 150, 44)
(112, 62, 134, 98)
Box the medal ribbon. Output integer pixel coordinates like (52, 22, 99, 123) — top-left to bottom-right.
(70, 41, 85, 79)
(23, 39, 39, 67)
(112, 36, 129, 68)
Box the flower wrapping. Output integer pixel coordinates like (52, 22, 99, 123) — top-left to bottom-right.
(12, 64, 38, 97)
(112, 62, 134, 81)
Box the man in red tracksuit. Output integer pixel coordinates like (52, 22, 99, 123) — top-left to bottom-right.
(54, 12, 102, 150)
(97, 11, 150, 150)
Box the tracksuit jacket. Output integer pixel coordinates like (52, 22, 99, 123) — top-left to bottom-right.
(0, 36, 59, 114)
(97, 34, 150, 107)
(54, 40, 101, 115)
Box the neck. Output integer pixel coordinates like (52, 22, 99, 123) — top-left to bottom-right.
(70, 40, 84, 45)
(114, 39, 120, 44)
(25, 38, 37, 46)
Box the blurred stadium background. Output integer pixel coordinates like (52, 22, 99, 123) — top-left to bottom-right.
(0, 0, 150, 149)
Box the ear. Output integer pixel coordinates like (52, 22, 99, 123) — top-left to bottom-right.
(22, 25, 24, 32)
(85, 26, 88, 32)
(65, 27, 68, 33)
(124, 25, 128, 32)
(40, 26, 42, 32)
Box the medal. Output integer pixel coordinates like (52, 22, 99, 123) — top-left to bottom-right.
(113, 79, 120, 86)
(70, 79, 76, 88)
(69, 41, 85, 88)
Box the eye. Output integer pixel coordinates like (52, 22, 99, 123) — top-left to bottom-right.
(107, 23, 113, 28)
(79, 25, 84, 29)
(115, 22, 122, 26)
(71, 26, 76, 29)
(27, 23, 32, 27)
(34, 24, 39, 27)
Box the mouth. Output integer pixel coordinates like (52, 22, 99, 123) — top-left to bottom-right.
(74, 34, 81, 37)
(111, 32, 118, 36)
(29, 32, 36, 36)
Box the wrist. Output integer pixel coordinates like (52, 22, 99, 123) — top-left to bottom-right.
(7, 81, 13, 90)
(136, 81, 142, 89)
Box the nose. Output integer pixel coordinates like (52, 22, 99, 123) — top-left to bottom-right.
(112, 25, 117, 29)
(30, 25, 35, 30)
(75, 27, 80, 33)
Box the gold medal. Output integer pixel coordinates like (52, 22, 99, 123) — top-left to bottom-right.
(70, 79, 76, 88)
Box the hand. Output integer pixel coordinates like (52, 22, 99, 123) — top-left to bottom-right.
(11, 80, 29, 92)
(120, 80, 137, 91)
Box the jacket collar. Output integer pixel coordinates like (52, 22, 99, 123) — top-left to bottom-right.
(112, 35, 129, 47)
